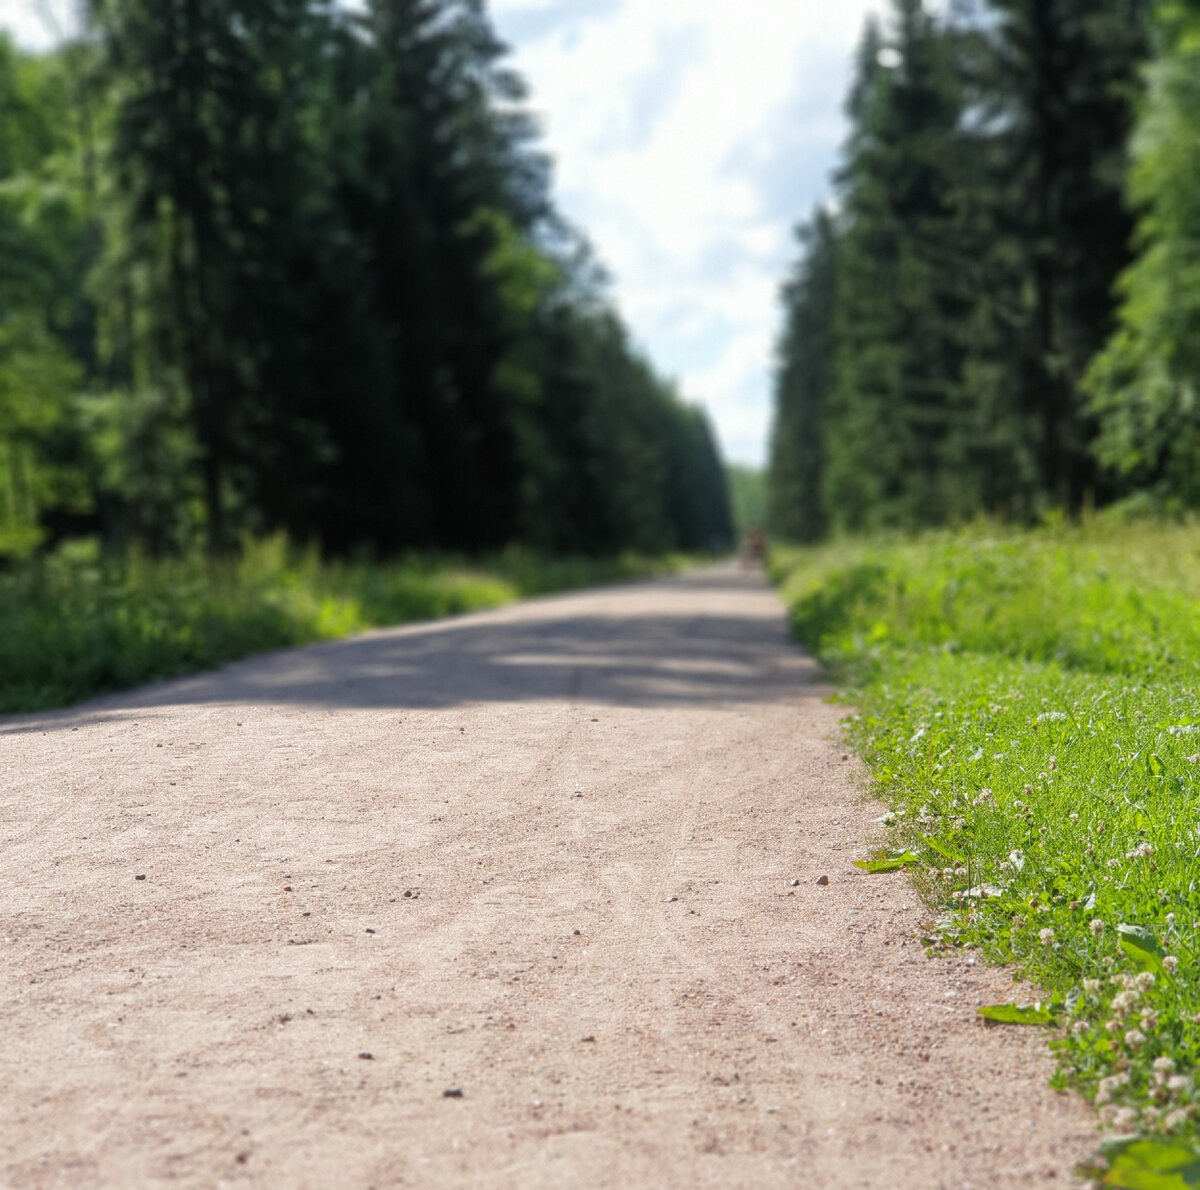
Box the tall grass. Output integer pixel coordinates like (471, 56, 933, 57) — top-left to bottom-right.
(773, 520, 1200, 1165)
(0, 536, 683, 714)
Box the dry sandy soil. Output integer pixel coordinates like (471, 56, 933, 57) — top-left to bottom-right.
(0, 567, 1095, 1189)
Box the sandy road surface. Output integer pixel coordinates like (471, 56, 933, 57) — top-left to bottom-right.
(1, 568, 1093, 1189)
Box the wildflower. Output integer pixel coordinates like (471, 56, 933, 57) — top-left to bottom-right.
(1167, 1076, 1190, 1094)
(1141, 1011, 1160, 1031)
(1089, 919, 1105, 935)
(999, 860, 1012, 873)
(1105, 1019, 1121, 1033)
(1039, 928, 1056, 945)
(1048, 756, 1058, 771)
(1166, 913, 1176, 927)
(1112, 990, 1140, 1013)
(1106, 858, 1121, 869)
(975, 788, 993, 805)
(1113, 1107, 1138, 1129)
(1163, 956, 1179, 975)
(1165, 1109, 1192, 1130)
(1142, 1106, 1161, 1126)
(1038, 772, 1049, 782)
(1125, 843, 1155, 860)
(1154, 1058, 1178, 1074)
(1083, 979, 1101, 994)
(1069, 812, 1079, 822)
(1072, 1021, 1090, 1037)
(952, 818, 967, 831)
(1136, 972, 1157, 991)
(1125, 1029, 1147, 1050)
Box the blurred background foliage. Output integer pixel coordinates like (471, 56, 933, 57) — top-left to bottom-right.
(768, 0, 1200, 542)
(0, 0, 733, 569)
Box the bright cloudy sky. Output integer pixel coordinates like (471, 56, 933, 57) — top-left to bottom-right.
(1, 0, 884, 465)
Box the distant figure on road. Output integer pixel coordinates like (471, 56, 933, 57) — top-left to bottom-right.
(741, 525, 768, 569)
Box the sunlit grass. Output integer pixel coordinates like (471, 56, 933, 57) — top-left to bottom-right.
(773, 519, 1200, 1146)
(0, 535, 685, 714)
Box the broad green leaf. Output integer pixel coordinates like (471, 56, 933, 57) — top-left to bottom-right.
(925, 835, 965, 863)
(1118, 924, 1164, 972)
(1099, 1136, 1200, 1188)
(976, 1002, 1055, 1026)
(854, 850, 921, 873)
(1147, 754, 1167, 778)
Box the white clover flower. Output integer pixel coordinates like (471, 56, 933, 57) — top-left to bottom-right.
(1165, 1108, 1193, 1130)
(1013, 800, 1027, 812)
(1106, 859, 1122, 869)
(1106, 1019, 1121, 1033)
(1072, 1021, 1090, 1037)
(1113, 1107, 1138, 1129)
(1084, 979, 1101, 994)
(1089, 919, 1105, 935)
(1163, 956, 1179, 974)
(1136, 972, 1157, 991)
(1142, 1106, 1161, 1125)
(1166, 913, 1176, 926)
(1048, 756, 1058, 771)
(1039, 928, 1056, 945)
(1141, 1011, 1160, 1030)
(1167, 1076, 1190, 1094)
(1069, 812, 1079, 822)
(1112, 990, 1140, 1013)
(1125, 1029, 1147, 1050)
(1154, 1057, 1178, 1073)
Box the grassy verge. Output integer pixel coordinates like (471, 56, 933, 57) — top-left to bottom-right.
(772, 522, 1200, 1173)
(0, 535, 686, 714)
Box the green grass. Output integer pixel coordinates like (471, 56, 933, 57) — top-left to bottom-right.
(772, 521, 1200, 1162)
(0, 535, 685, 714)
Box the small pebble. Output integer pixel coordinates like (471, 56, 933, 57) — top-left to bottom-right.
(365, 928, 375, 934)
(135, 875, 147, 882)
(817, 875, 830, 887)
(573, 929, 581, 936)
(790, 879, 800, 887)
(358, 1052, 374, 1061)
(443, 1088, 464, 1099)
(665, 896, 678, 903)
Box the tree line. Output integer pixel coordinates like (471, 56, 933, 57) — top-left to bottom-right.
(0, 0, 732, 562)
(769, 0, 1200, 541)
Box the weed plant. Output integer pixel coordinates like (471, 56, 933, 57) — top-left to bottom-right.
(0, 535, 682, 714)
(773, 521, 1200, 1147)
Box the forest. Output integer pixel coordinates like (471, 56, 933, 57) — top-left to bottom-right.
(768, 0, 1200, 541)
(0, 0, 733, 565)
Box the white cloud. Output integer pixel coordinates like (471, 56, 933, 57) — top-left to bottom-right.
(492, 0, 884, 465)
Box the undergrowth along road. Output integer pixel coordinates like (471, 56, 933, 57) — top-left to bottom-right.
(773, 521, 1200, 1183)
(0, 536, 686, 714)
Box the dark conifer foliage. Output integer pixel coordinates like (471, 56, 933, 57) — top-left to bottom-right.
(768, 0, 1153, 538)
(0, 2, 732, 561)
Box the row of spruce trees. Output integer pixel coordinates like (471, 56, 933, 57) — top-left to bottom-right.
(769, 0, 1200, 541)
(0, 0, 732, 561)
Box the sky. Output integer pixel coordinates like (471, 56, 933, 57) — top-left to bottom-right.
(0, 0, 885, 467)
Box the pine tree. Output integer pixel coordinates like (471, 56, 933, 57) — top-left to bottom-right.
(768, 209, 837, 543)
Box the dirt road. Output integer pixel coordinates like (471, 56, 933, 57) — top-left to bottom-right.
(1, 568, 1092, 1188)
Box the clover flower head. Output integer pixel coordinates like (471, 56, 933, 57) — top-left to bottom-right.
(1125, 1029, 1147, 1050)
(1039, 927, 1056, 945)
(1154, 1057, 1178, 1074)
(1136, 972, 1157, 991)
(1163, 956, 1179, 974)
(1089, 919, 1105, 935)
